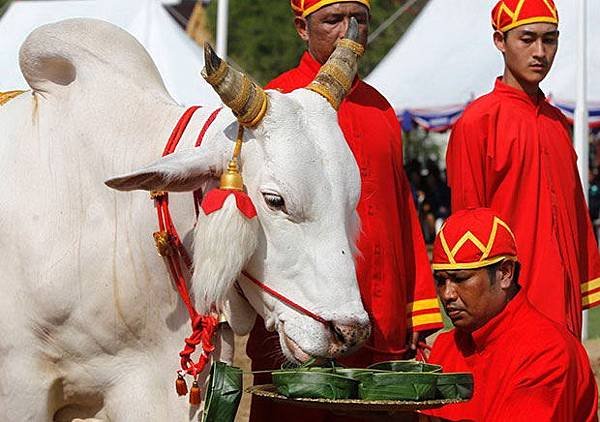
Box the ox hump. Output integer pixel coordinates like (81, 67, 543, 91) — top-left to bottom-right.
(19, 18, 169, 97)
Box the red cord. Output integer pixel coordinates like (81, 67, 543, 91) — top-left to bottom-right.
(154, 106, 215, 377)
(241, 271, 327, 325)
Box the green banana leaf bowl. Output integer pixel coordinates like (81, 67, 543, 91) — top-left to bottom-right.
(367, 360, 442, 373)
(272, 370, 359, 400)
(201, 361, 243, 422)
(358, 372, 437, 401)
(331, 368, 387, 381)
(435, 373, 474, 400)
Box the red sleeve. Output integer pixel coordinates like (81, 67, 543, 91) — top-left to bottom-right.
(446, 112, 489, 212)
(386, 108, 443, 333)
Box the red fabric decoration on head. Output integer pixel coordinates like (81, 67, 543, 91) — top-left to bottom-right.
(492, 0, 558, 32)
(200, 189, 257, 219)
(291, 0, 370, 17)
(432, 208, 518, 271)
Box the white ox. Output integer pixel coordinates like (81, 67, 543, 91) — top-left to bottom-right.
(0, 18, 370, 422)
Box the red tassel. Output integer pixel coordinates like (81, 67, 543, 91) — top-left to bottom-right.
(175, 374, 188, 396)
(189, 381, 201, 406)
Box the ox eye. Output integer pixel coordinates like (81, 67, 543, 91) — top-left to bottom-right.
(262, 192, 287, 213)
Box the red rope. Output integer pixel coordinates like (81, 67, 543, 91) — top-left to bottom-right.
(195, 108, 222, 147)
(163, 106, 201, 156)
(363, 344, 408, 356)
(416, 341, 432, 362)
(153, 106, 219, 378)
(193, 108, 221, 217)
(241, 271, 328, 325)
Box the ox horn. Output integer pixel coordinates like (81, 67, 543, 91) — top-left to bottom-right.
(202, 44, 269, 127)
(307, 17, 365, 110)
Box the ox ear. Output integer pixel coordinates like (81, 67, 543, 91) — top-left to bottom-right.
(104, 148, 216, 192)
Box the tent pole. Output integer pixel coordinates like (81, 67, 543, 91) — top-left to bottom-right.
(367, 0, 420, 44)
(575, 0, 589, 341)
(216, 0, 229, 59)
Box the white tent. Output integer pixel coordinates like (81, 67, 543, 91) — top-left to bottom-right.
(367, 0, 600, 113)
(0, 0, 221, 106)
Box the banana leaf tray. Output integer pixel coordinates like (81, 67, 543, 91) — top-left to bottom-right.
(246, 384, 468, 413)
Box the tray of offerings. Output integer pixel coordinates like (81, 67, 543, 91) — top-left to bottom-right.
(246, 384, 468, 413)
(245, 363, 471, 413)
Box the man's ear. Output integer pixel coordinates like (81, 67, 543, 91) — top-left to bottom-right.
(493, 30, 506, 54)
(294, 16, 309, 42)
(498, 259, 516, 289)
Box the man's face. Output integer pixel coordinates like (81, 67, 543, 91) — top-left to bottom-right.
(494, 23, 559, 90)
(434, 266, 508, 333)
(294, 2, 369, 64)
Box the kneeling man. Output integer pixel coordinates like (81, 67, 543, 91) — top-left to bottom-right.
(423, 208, 598, 421)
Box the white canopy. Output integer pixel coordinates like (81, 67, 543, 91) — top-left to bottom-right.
(367, 0, 600, 111)
(0, 0, 221, 106)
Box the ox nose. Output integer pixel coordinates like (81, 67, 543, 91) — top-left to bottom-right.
(327, 320, 371, 357)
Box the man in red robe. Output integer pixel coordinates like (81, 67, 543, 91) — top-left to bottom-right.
(423, 208, 598, 421)
(247, 1, 443, 420)
(446, 0, 600, 337)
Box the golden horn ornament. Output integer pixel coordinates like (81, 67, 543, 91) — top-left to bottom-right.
(307, 38, 365, 110)
(219, 125, 245, 191)
(202, 44, 269, 128)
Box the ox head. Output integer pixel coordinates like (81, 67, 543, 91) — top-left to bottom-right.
(105, 19, 370, 363)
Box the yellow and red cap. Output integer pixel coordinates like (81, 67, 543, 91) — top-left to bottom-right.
(492, 0, 558, 33)
(432, 208, 517, 271)
(291, 0, 370, 18)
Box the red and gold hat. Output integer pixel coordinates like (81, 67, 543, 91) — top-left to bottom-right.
(432, 208, 518, 271)
(492, 0, 558, 33)
(291, 0, 370, 18)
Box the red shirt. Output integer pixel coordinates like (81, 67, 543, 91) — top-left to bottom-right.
(247, 51, 442, 368)
(447, 78, 600, 336)
(425, 292, 598, 422)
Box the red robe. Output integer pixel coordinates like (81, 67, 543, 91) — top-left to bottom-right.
(447, 78, 600, 336)
(424, 292, 598, 421)
(247, 52, 443, 421)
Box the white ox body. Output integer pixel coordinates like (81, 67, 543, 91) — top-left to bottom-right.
(0, 18, 368, 421)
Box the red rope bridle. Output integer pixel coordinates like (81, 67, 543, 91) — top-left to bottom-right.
(152, 106, 217, 380)
(152, 107, 329, 383)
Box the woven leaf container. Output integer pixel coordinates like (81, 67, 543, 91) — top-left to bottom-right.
(435, 373, 474, 400)
(273, 370, 359, 400)
(201, 361, 243, 422)
(358, 372, 437, 401)
(368, 360, 442, 373)
(332, 368, 386, 381)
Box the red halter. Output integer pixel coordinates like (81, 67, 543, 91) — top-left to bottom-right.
(152, 107, 329, 383)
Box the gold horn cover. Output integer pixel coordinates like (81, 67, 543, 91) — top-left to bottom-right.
(202, 44, 268, 127)
(307, 17, 364, 110)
